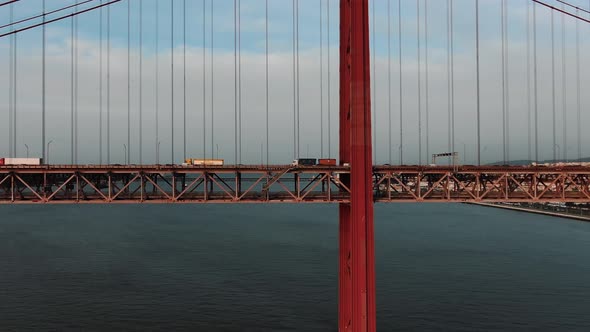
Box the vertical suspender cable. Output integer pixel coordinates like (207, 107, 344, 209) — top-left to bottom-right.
(476, 0, 481, 166)
(171, 0, 175, 164)
(501, 0, 506, 164)
(75, 1, 79, 163)
(551, 9, 556, 161)
(266, 0, 269, 165)
(424, 0, 429, 164)
(211, 0, 214, 160)
(561, 4, 567, 161)
(505, 0, 509, 163)
(388, 0, 391, 164)
(127, 0, 131, 164)
(202, 0, 206, 160)
(156, 1, 159, 163)
(12, 35, 16, 157)
(321, 6, 328, 160)
(293, 0, 296, 160)
(450, 0, 455, 164)
(9, 4, 13, 158)
(13, 34, 16, 157)
(100, 2, 103, 164)
(447, 0, 451, 161)
(417, 0, 421, 165)
(139, 0, 143, 164)
(296, 0, 300, 159)
(327, 0, 331, 159)
(183, 0, 186, 161)
(107, 4, 111, 164)
(398, 0, 403, 164)
(42, 0, 46, 162)
(234, 0, 237, 164)
(526, 1, 531, 162)
(574, 29, 588, 153)
(238, 0, 242, 164)
(534, 3, 541, 162)
(71, 9, 74, 164)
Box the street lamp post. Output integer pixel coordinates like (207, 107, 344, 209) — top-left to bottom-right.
(156, 141, 161, 165)
(46, 140, 53, 164)
(123, 144, 127, 164)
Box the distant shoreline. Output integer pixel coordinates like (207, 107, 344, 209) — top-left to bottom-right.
(468, 202, 590, 222)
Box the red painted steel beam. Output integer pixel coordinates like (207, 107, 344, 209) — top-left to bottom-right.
(339, 0, 376, 331)
(339, 0, 352, 329)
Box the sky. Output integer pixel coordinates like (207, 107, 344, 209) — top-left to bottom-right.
(0, 0, 589, 165)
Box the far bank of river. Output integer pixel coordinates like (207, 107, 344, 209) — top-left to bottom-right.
(469, 202, 590, 222)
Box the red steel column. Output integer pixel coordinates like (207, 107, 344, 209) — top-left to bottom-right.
(339, 0, 375, 331)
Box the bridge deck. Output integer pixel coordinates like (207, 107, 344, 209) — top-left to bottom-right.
(0, 165, 589, 204)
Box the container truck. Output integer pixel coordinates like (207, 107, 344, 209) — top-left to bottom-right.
(184, 159, 224, 166)
(0, 158, 43, 165)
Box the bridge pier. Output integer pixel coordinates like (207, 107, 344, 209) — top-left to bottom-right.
(339, 0, 376, 331)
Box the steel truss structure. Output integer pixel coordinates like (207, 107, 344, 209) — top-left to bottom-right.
(1, 165, 589, 204)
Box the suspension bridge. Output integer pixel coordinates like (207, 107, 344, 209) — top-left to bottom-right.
(1, 0, 589, 331)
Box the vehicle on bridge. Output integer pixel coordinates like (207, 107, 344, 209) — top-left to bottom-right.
(0, 158, 43, 166)
(182, 159, 224, 166)
(291, 158, 337, 166)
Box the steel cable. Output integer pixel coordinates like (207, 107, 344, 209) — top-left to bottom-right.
(417, 0, 422, 165)
(552, 9, 556, 161)
(139, 0, 143, 164)
(171, 0, 175, 164)
(398, 0, 403, 164)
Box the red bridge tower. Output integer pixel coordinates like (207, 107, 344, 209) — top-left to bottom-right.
(339, 0, 376, 331)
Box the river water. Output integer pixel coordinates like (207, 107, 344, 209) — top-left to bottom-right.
(0, 203, 589, 331)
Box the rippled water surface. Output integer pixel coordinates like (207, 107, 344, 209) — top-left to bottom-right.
(1, 203, 589, 331)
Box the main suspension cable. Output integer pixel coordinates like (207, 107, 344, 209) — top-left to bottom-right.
(0, 0, 20, 8)
(0, 0, 93, 34)
(0, 0, 121, 39)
